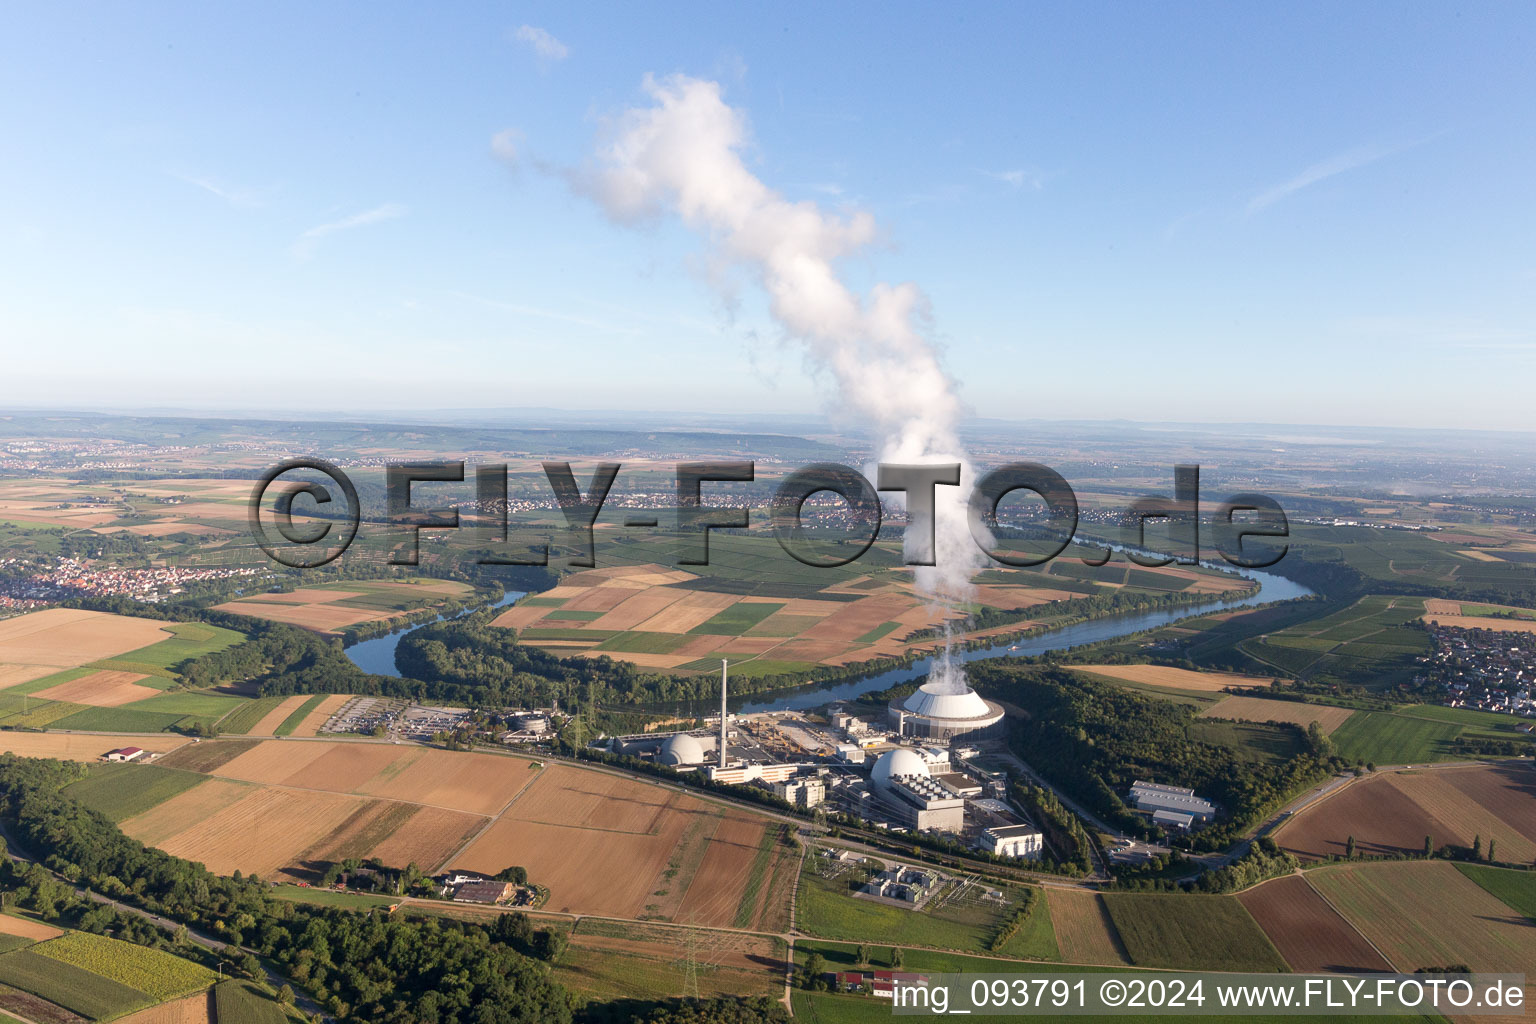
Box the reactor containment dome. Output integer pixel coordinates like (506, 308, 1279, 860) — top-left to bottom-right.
(888, 678, 1006, 743)
(870, 747, 932, 790)
(658, 732, 706, 766)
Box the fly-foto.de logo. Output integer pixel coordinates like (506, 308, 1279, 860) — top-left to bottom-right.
(247, 459, 1288, 571)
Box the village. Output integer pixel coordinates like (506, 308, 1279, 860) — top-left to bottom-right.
(1421, 621, 1536, 722)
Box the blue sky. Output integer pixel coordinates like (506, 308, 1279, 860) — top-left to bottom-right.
(2, 3, 1532, 429)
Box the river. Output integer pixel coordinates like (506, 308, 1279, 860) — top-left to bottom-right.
(344, 564, 1312, 711)
(341, 589, 525, 675)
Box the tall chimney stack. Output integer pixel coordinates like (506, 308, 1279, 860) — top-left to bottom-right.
(719, 659, 729, 769)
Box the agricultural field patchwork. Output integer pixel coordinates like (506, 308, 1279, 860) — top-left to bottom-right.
(1277, 763, 1536, 861)
(0, 609, 247, 731)
(1236, 874, 1391, 973)
(94, 739, 794, 918)
(1454, 864, 1536, 920)
(0, 947, 153, 1020)
(0, 609, 176, 689)
(460, 763, 796, 929)
(213, 579, 475, 636)
(490, 532, 1249, 675)
(1237, 595, 1430, 689)
(1309, 861, 1536, 974)
(62, 764, 209, 822)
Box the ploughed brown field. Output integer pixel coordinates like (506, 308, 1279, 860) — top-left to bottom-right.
(114, 993, 213, 1024)
(1276, 764, 1536, 862)
(1236, 874, 1391, 973)
(0, 914, 63, 941)
(29, 668, 161, 707)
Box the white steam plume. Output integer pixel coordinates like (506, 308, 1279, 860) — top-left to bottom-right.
(571, 74, 983, 691)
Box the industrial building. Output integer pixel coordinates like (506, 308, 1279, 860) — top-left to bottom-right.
(869, 748, 965, 832)
(979, 823, 1044, 860)
(1152, 808, 1195, 831)
(887, 678, 1006, 743)
(773, 776, 826, 808)
(1129, 780, 1215, 823)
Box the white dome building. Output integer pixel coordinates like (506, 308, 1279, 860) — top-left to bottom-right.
(870, 747, 931, 791)
(658, 732, 706, 766)
(888, 678, 1006, 743)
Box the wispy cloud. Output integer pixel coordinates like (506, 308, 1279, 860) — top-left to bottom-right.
(293, 202, 406, 259)
(513, 25, 568, 61)
(170, 171, 269, 207)
(491, 129, 520, 169)
(1247, 141, 1422, 215)
(983, 168, 1044, 190)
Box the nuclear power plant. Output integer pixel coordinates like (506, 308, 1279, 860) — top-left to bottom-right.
(597, 661, 1041, 860)
(887, 676, 1006, 742)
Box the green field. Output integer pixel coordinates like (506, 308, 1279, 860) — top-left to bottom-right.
(678, 656, 817, 677)
(33, 931, 215, 1000)
(127, 690, 247, 719)
(271, 884, 398, 909)
(213, 978, 290, 1024)
(1460, 603, 1536, 620)
(0, 947, 152, 1019)
(854, 621, 901, 643)
(274, 694, 328, 736)
(49, 706, 186, 732)
(1454, 864, 1536, 920)
(217, 695, 294, 735)
(797, 859, 1057, 960)
(0, 935, 32, 955)
(0, 700, 89, 728)
(1100, 893, 1287, 972)
(62, 763, 207, 821)
(1326, 703, 1533, 764)
(689, 601, 786, 635)
(1184, 719, 1304, 765)
(592, 631, 692, 654)
(106, 621, 246, 673)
